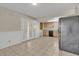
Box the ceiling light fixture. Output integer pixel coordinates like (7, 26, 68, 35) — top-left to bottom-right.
(48, 17, 60, 22)
(32, 3, 37, 5)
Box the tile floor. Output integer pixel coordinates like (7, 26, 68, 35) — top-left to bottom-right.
(0, 37, 78, 56)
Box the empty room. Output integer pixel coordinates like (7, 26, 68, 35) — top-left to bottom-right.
(0, 3, 79, 56)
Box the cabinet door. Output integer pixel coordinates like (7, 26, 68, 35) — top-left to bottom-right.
(59, 16, 79, 54)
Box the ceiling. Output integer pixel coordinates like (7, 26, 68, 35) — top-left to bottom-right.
(0, 3, 78, 19)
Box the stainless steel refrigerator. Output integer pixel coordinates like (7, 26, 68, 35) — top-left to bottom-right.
(59, 15, 79, 54)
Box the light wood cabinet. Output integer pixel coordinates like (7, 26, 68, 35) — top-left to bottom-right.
(53, 31, 58, 37)
(43, 30, 48, 36)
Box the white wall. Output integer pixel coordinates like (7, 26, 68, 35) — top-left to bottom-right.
(0, 31, 23, 48)
(0, 17, 41, 49)
(0, 7, 41, 49)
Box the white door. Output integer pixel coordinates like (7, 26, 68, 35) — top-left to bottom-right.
(21, 18, 29, 40)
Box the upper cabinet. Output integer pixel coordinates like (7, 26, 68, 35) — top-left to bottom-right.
(40, 22, 58, 31)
